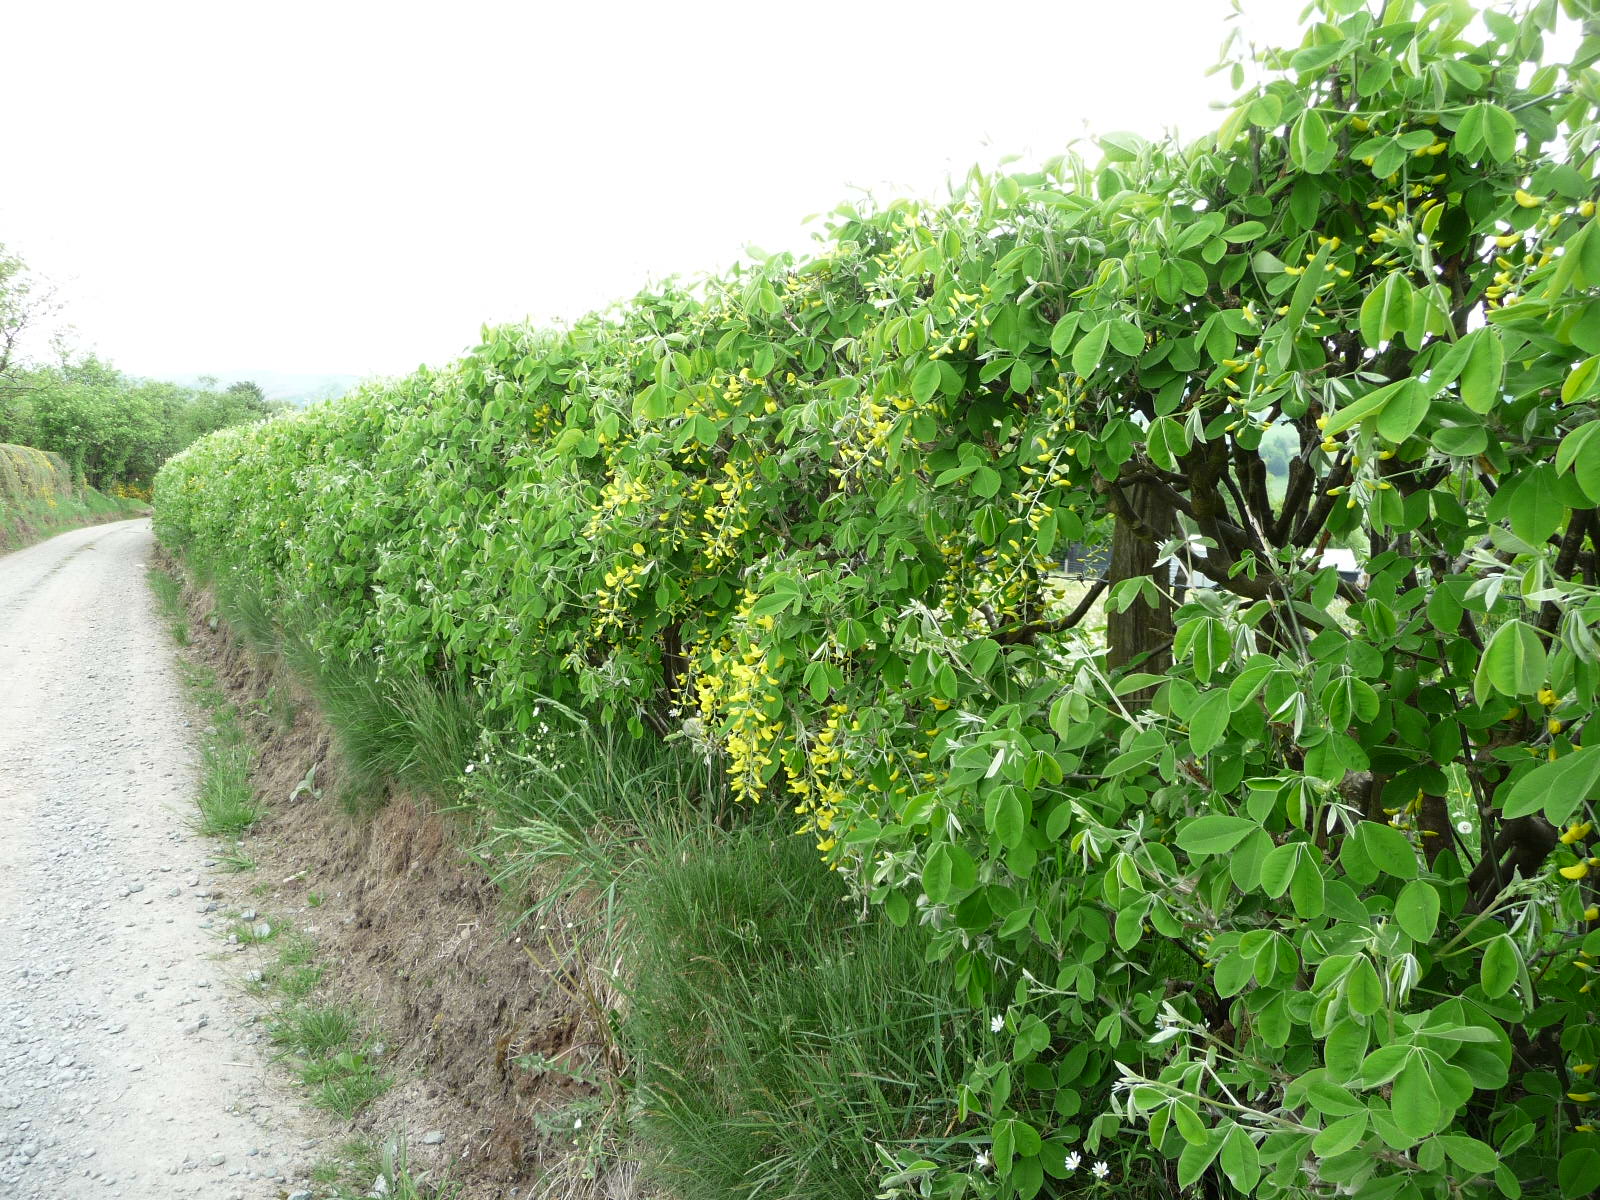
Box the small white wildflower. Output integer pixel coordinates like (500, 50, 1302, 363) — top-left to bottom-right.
(990, 1014, 1005, 1033)
(574, 1116, 583, 1129)
(1091, 1161, 1109, 1180)
(1456, 820, 1472, 834)
(1064, 1151, 1081, 1173)
(974, 1149, 991, 1171)
(464, 763, 475, 774)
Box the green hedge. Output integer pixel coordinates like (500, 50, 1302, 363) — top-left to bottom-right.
(157, 3, 1600, 1197)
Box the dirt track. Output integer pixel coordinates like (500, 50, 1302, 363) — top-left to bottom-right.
(0, 520, 321, 1198)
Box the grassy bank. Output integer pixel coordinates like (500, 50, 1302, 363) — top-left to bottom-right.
(0, 441, 145, 552)
(155, 558, 978, 1200)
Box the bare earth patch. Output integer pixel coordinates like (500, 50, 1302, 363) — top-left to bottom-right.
(173, 564, 627, 1198)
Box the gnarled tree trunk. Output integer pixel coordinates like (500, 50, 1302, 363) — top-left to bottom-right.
(1105, 476, 1176, 696)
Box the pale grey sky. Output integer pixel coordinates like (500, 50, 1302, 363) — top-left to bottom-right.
(2, 0, 1304, 380)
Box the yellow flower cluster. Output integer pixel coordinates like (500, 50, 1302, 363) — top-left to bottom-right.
(697, 459, 754, 568)
(595, 557, 646, 631)
(585, 471, 652, 539)
(693, 630, 784, 807)
(833, 394, 911, 479)
(789, 704, 851, 852)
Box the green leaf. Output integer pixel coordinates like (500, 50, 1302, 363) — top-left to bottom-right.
(1049, 313, 1080, 355)
(1360, 272, 1415, 350)
(1177, 1130, 1226, 1189)
(1290, 854, 1325, 918)
(1474, 619, 1547, 703)
(1480, 935, 1519, 999)
(1072, 323, 1111, 379)
(1431, 424, 1488, 457)
(1323, 378, 1413, 437)
(1480, 102, 1518, 163)
(1501, 744, 1600, 824)
(1508, 466, 1567, 545)
(1218, 1125, 1261, 1194)
(1188, 690, 1233, 756)
(912, 360, 941, 404)
(1360, 1044, 1411, 1088)
(923, 843, 977, 905)
(1376, 378, 1430, 442)
(1560, 1148, 1600, 1199)
(1395, 879, 1441, 942)
(1357, 821, 1418, 880)
(1344, 957, 1383, 1016)
(1437, 1134, 1499, 1176)
(1260, 842, 1299, 898)
(1290, 108, 1335, 173)
(1391, 1061, 1441, 1142)
(1459, 329, 1504, 414)
(1453, 102, 1487, 161)
(1563, 355, 1600, 405)
(1312, 1112, 1368, 1157)
(1177, 815, 1259, 858)
(1557, 421, 1600, 503)
(1305, 1077, 1363, 1117)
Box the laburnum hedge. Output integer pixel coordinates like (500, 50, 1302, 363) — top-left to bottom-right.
(158, 2, 1600, 1196)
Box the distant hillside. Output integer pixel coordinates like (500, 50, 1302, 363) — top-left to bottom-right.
(158, 370, 362, 407)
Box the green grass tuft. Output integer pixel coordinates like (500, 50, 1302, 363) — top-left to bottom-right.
(213, 843, 257, 872)
(269, 1003, 363, 1058)
(195, 737, 262, 836)
(619, 820, 981, 1200)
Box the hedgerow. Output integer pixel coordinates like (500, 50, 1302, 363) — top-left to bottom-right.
(158, 2, 1600, 1196)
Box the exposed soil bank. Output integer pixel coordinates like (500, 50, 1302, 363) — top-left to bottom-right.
(172, 559, 616, 1198)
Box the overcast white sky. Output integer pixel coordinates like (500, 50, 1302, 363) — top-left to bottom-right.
(2, 0, 1307, 382)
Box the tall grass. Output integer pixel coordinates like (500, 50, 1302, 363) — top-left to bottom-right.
(469, 706, 978, 1200)
(619, 822, 980, 1200)
(289, 649, 481, 812)
(195, 734, 262, 836)
(469, 700, 717, 924)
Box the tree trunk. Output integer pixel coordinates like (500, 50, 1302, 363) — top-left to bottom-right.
(1106, 477, 1177, 696)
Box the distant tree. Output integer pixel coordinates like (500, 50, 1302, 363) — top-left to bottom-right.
(0, 244, 55, 434)
(1258, 422, 1299, 478)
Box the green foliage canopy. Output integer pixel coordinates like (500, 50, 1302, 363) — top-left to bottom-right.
(158, 2, 1600, 1196)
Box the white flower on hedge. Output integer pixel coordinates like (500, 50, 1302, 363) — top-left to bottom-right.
(974, 1149, 990, 1171)
(1064, 1151, 1081, 1172)
(1092, 1161, 1110, 1180)
(990, 1014, 1005, 1033)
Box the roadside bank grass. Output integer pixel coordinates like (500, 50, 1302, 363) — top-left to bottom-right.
(466, 703, 978, 1199)
(243, 911, 393, 1121)
(0, 486, 146, 554)
(619, 820, 980, 1200)
(158, 562, 974, 1198)
(147, 565, 189, 644)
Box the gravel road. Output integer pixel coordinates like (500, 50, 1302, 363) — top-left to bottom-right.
(0, 520, 321, 1199)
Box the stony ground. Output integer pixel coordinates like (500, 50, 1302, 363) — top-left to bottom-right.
(0, 520, 327, 1199)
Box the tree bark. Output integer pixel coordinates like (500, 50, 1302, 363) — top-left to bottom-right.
(1106, 475, 1177, 695)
